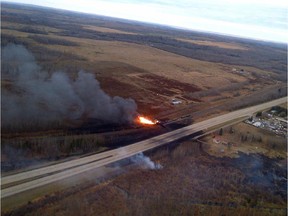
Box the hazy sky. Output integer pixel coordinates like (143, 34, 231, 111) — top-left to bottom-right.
(4, 0, 288, 43)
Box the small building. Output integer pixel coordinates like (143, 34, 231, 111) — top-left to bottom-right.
(171, 98, 182, 105)
(253, 122, 262, 127)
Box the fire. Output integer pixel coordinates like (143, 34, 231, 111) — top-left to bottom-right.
(138, 116, 156, 125)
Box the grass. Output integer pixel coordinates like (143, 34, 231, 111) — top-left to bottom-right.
(1, 133, 107, 172)
(82, 25, 137, 35)
(200, 116, 248, 134)
(2, 3, 285, 123)
(176, 38, 249, 50)
(5, 140, 286, 216)
(1, 4, 287, 215)
(201, 122, 287, 158)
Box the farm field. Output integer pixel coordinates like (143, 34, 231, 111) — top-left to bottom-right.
(1, 2, 287, 216)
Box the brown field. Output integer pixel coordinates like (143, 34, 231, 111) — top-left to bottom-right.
(3, 139, 286, 216)
(1, 24, 284, 121)
(83, 25, 137, 35)
(1, 3, 287, 216)
(201, 122, 287, 158)
(177, 38, 249, 50)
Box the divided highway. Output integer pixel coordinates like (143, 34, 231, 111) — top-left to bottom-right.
(1, 97, 286, 198)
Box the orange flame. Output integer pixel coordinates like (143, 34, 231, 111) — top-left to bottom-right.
(138, 116, 156, 125)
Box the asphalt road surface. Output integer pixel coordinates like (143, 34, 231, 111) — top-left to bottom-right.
(1, 97, 286, 198)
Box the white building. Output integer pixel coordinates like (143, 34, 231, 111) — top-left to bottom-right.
(171, 98, 182, 105)
(253, 122, 262, 127)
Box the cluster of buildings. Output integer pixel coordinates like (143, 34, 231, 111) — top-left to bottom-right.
(244, 109, 287, 137)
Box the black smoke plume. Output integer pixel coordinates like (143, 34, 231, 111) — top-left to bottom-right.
(1, 44, 137, 130)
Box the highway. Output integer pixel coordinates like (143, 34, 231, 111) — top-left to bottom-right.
(1, 97, 286, 199)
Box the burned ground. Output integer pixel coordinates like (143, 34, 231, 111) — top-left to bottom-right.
(1, 2, 286, 165)
(1, 3, 287, 215)
(3, 141, 286, 216)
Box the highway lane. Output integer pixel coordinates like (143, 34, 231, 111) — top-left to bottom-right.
(1, 97, 286, 198)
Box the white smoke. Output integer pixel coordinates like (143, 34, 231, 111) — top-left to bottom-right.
(1, 44, 137, 129)
(131, 152, 163, 170)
